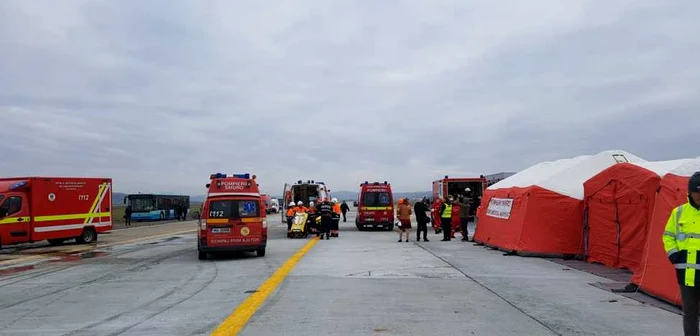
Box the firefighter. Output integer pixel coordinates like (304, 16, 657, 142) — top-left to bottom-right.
(432, 197, 444, 234)
(318, 198, 333, 240)
(450, 196, 460, 239)
(331, 198, 341, 237)
(295, 200, 308, 213)
(286, 202, 296, 232)
(439, 197, 453, 241)
(664, 171, 700, 336)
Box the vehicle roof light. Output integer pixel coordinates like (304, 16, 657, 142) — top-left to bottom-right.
(10, 181, 27, 190)
(233, 173, 250, 179)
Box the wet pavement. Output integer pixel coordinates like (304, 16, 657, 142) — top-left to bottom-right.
(0, 210, 685, 335)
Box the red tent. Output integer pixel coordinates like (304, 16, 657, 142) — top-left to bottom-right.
(632, 159, 700, 305)
(474, 150, 645, 256)
(583, 160, 691, 272)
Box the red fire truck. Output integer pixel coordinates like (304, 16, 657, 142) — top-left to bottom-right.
(431, 175, 486, 223)
(198, 173, 267, 260)
(0, 177, 113, 247)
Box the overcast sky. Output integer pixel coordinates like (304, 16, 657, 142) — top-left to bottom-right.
(1, 0, 699, 195)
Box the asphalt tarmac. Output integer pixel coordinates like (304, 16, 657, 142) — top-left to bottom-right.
(0, 210, 684, 335)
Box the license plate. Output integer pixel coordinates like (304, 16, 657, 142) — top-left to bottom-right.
(211, 228, 231, 233)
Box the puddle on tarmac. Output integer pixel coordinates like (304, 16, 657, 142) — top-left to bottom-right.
(50, 251, 110, 262)
(0, 265, 35, 276)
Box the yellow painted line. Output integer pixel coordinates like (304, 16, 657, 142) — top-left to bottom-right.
(211, 237, 319, 336)
(0, 229, 197, 267)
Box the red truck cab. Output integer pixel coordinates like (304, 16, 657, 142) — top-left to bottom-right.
(0, 177, 112, 247)
(356, 181, 394, 231)
(198, 173, 267, 260)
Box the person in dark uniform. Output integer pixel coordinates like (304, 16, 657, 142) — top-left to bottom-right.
(340, 201, 350, 222)
(124, 205, 133, 226)
(454, 189, 473, 242)
(414, 198, 430, 242)
(318, 198, 333, 240)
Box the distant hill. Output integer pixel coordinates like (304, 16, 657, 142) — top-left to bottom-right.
(330, 191, 432, 201)
(113, 191, 432, 205)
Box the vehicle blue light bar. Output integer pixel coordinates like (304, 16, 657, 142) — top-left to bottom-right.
(10, 181, 27, 190)
(232, 173, 250, 179)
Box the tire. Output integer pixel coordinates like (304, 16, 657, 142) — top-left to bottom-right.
(386, 225, 393, 231)
(198, 251, 207, 260)
(256, 249, 266, 257)
(76, 228, 97, 244)
(47, 239, 65, 245)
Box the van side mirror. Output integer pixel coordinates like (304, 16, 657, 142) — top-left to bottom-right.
(0, 208, 7, 218)
(206, 184, 211, 188)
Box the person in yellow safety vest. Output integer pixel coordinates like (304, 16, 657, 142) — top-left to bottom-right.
(286, 202, 296, 232)
(439, 197, 453, 241)
(664, 171, 700, 336)
(331, 198, 341, 237)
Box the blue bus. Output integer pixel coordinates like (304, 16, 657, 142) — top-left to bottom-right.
(124, 194, 190, 221)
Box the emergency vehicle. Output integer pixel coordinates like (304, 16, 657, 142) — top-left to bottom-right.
(0, 177, 112, 247)
(356, 181, 394, 231)
(431, 175, 486, 220)
(280, 180, 330, 223)
(198, 173, 267, 260)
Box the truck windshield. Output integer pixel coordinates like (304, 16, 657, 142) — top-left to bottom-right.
(208, 199, 260, 219)
(362, 192, 391, 206)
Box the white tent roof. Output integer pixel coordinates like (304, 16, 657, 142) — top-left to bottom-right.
(636, 157, 700, 177)
(489, 150, 646, 200)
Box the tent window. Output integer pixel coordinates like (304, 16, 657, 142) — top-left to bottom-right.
(612, 154, 628, 163)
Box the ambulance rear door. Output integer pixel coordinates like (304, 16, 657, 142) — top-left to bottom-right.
(205, 197, 264, 247)
(281, 183, 290, 223)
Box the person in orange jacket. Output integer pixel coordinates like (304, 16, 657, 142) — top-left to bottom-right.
(450, 196, 461, 239)
(286, 202, 296, 232)
(331, 198, 341, 237)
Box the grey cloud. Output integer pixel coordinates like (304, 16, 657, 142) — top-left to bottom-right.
(1, 0, 699, 195)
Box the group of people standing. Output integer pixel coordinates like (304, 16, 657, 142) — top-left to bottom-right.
(394, 188, 474, 243)
(286, 198, 346, 240)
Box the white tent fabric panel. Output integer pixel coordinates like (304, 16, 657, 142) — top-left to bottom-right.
(488, 150, 646, 200)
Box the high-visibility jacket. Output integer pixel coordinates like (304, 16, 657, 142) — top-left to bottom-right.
(286, 208, 296, 217)
(441, 204, 453, 218)
(332, 203, 341, 214)
(663, 202, 700, 287)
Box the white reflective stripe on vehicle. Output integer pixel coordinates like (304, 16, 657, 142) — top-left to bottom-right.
(207, 192, 261, 197)
(34, 222, 112, 233)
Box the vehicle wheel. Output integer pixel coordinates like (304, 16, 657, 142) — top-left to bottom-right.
(256, 249, 266, 257)
(386, 225, 393, 231)
(76, 228, 97, 244)
(47, 239, 65, 245)
(198, 251, 207, 260)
